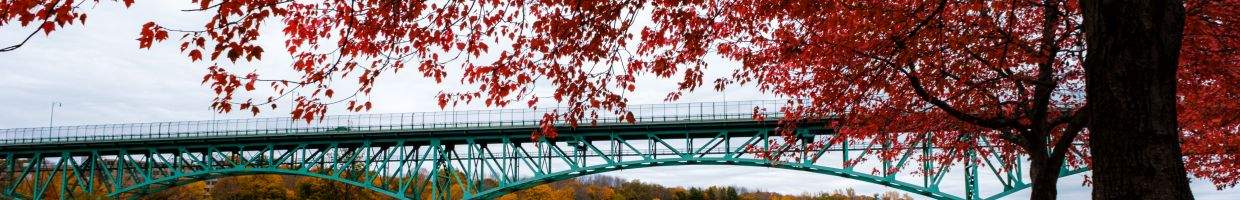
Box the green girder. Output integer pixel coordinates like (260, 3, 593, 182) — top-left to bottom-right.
(0, 120, 1088, 200)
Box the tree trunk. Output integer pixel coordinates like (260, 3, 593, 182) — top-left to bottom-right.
(1079, 0, 1194, 199)
(1027, 156, 1063, 200)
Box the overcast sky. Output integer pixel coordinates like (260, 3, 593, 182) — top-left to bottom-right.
(1, 2, 1237, 199)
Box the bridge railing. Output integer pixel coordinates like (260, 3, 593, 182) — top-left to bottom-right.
(0, 100, 791, 146)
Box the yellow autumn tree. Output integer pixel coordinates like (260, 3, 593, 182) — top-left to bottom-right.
(140, 182, 208, 200)
(584, 186, 616, 200)
(294, 177, 387, 200)
(210, 175, 295, 200)
(497, 184, 574, 200)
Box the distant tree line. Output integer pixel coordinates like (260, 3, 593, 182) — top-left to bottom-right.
(133, 174, 913, 200)
(501, 175, 914, 200)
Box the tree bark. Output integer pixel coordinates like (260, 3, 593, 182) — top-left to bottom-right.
(1028, 155, 1064, 200)
(1079, 0, 1194, 199)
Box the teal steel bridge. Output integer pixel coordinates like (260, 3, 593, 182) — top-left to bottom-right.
(0, 100, 1087, 200)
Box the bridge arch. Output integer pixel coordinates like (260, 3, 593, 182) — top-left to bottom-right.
(86, 156, 1085, 200)
(0, 100, 1090, 200)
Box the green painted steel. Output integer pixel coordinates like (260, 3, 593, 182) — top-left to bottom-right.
(0, 101, 1088, 200)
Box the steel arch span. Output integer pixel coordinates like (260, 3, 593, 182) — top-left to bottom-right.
(0, 101, 1089, 200)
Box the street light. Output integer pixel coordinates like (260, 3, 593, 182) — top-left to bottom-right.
(49, 101, 62, 140)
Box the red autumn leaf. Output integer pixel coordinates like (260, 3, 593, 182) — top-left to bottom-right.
(244, 79, 256, 91)
(39, 21, 54, 35)
(188, 50, 203, 61)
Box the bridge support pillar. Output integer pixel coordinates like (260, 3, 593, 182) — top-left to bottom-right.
(965, 148, 980, 200)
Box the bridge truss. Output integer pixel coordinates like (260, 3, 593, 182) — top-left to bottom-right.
(0, 101, 1087, 200)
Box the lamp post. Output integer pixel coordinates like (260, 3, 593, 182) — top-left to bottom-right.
(48, 102, 62, 139)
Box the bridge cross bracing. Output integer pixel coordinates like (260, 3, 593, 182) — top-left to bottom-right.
(0, 100, 1087, 200)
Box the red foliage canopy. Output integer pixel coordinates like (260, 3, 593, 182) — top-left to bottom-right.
(2, 0, 1237, 189)
(1179, 1, 1240, 188)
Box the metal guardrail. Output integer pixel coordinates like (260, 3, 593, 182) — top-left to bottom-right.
(0, 100, 790, 145)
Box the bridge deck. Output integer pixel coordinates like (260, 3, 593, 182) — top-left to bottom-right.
(0, 100, 801, 151)
(1, 119, 832, 154)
